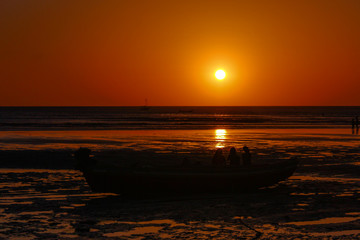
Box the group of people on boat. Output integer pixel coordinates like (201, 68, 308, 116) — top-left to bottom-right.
(212, 146, 251, 167)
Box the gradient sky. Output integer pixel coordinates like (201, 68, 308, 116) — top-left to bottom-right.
(1, 0, 360, 106)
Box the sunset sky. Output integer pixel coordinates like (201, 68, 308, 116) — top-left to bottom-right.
(1, 0, 360, 106)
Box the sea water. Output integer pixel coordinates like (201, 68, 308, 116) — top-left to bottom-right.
(0, 106, 359, 153)
(0, 106, 359, 130)
(0, 106, 359, 168)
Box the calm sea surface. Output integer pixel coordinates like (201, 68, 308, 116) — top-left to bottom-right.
(0, 106, 359, 130)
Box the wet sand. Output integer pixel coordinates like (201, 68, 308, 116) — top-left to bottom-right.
(0, 129, 360, 239)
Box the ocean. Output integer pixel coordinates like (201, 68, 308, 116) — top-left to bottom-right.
(0, 106, 359, 130)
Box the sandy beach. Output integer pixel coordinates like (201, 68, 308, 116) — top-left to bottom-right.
(0, 129, 359, 239)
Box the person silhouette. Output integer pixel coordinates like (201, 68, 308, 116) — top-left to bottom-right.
(228, 147, 240, 166)
(356, 116, 359, 129)
(242, 146, 252, 166)
(212, 148, 226, 166)
(352, 118, 355, 129)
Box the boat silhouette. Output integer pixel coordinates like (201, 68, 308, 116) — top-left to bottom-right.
(75, 148, 299, 194)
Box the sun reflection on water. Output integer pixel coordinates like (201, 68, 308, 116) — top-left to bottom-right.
(215, 129, 227, 148)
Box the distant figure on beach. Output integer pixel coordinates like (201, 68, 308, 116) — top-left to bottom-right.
(242, 146, 252, 166)
(228, 147, 240, 166)
(352, 118, 355, 129)
(212, 148, 226, 166)
(356, 116, 359, 128)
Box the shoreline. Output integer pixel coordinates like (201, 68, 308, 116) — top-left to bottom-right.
(0, 128, 359, 169)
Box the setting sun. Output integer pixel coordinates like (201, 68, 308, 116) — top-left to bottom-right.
(215, 70, 226, 80)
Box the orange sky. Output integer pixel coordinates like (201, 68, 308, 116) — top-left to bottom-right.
(1, 0, 360, 106)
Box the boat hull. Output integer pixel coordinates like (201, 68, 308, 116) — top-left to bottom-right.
(81, 160, 299, 194)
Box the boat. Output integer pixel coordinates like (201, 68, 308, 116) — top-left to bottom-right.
(75, 149, 299, 194)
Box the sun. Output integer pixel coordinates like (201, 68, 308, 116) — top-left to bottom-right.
(215, 70, 226, 80)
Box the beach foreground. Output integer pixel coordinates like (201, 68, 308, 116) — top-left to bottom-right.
(0, 129, 360, 239)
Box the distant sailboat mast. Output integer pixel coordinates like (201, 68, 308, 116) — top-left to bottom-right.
(141, 98, 150, 110)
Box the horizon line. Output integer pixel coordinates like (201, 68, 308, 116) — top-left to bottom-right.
(1, 105, 360, 108)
